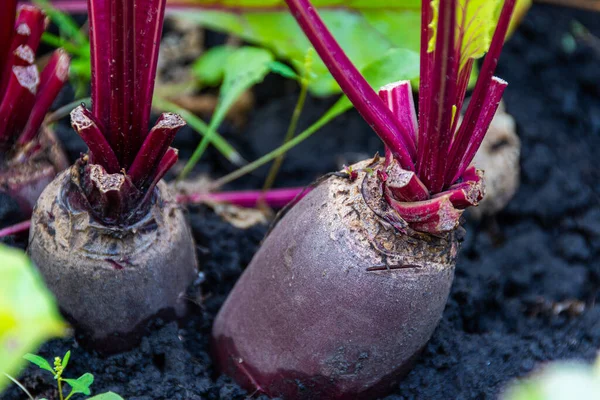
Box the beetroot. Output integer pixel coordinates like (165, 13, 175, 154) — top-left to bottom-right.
(214, 158, 460, 399)
(28, 0, 197, 351)
(0, 3, 70, 216)
(213, 0, 516, 398)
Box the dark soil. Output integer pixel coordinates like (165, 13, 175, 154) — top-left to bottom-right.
(2, 4, 600, 400)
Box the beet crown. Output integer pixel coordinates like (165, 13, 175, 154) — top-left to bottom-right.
(0, 2, 70, 157)
(70, 0, 186, 225)
(285, 0, 515, 234)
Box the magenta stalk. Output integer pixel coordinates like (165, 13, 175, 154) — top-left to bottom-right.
(0, 219, 31, 238)
(177, 187, 308, 209)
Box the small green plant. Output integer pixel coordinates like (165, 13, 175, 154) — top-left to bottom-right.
(22, 351, 123, 400)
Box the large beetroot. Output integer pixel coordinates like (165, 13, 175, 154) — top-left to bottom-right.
(213, 0, 516, 398)
(0, 2, 70, 216)
(28, 0, 197, 351)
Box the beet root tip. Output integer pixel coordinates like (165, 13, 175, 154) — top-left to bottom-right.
(212, 158, 459, 399)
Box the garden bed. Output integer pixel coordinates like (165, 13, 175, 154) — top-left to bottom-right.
(2, 3, 600, 399)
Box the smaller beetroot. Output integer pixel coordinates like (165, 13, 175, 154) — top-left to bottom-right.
(0, 2, 70, 217)
(28, 0, 197, 352)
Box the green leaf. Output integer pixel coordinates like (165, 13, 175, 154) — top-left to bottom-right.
(192, 45, 236, 86)
(173, 0, 530, 96)
(64, 373, 94, 396)
(61, 350, 71, 371)
(33, 0, 88, 46)
(88, 393, 124, 400)
(179, 46, 275, 179)
(268, 61, 299, 80)
(153, 96, 246, 166)
(335, 48, 420, 113)
(0, 245, 65, 393)
(219, 47, 275, 119)
(22, 354, 54, 374)
(213, 48, 420, 188)
(457, 0, 503, 65)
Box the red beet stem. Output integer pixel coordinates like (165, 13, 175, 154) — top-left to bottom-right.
(68, 0, 181, 225)
(71, 105, 120, 173)
(379, 81, 418, 147)
(284, 0, 416, 170)
(134, 0, 168, 154)
(177, 187, 308, 209)
(0, 1, 18, 96)
(449, 58, 474, 135)
(383, 158, 430, 202)
(0, 65, 38, 145)
(416, 0, 433, 174)
(0, 219, 31, 238)
(383, 188, 462, 234)
(127, 113, 186, 189)
(140, 147, 178, 205)
(18, 49, 70, 145)
(283, 0, 514, 235)
(87, 0, 168, 168)
(13, 5, 46, 55)
(444, 0, 517, 187)
(432, 182, 483, 209)
(449, 77, 508, 183)
(417, 0, 458, 193)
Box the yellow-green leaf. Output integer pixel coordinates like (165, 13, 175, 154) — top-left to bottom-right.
(457, 0, 503, 65)
(0, 245, 66, 393)
(174, 0, 530, 96)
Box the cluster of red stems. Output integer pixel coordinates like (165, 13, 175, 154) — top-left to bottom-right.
(288, 0, 515, 234)
(68, 0, 186, 225)
(0, 0, 69, 159)
(2, 0, 513, 235)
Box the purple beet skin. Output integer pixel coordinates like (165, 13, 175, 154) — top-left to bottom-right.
(213, 159, 459, 399)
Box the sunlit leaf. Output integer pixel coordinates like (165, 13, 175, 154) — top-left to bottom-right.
(0, 245, 65, 393)
(173, 0, 530, 96)
(192, 45, 236, 86)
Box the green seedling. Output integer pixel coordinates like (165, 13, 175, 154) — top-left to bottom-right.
(23, 351, 123, 400)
